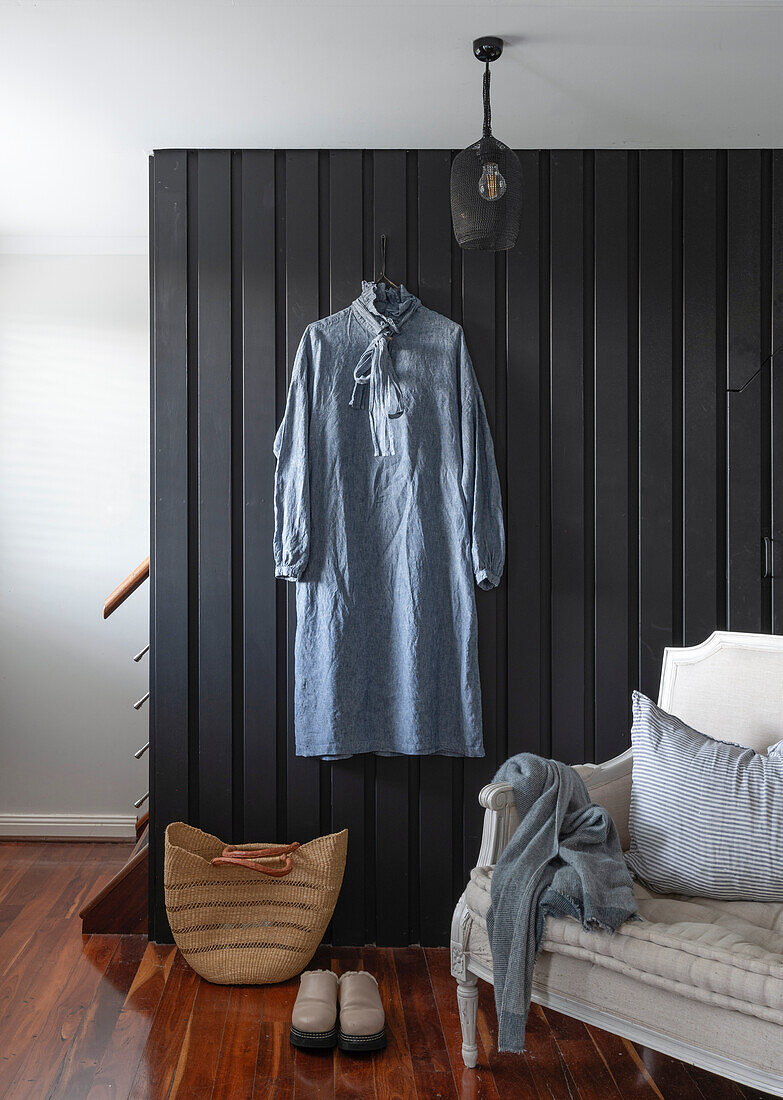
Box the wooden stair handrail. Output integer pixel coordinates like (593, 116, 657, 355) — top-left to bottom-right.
(103, 556, 150, 619)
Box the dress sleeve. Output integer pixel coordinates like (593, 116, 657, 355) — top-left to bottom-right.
(458, 329, 505, 591)
(273, 328, 311, 581)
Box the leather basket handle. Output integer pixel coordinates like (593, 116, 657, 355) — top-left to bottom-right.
(211, 841, 300, 877)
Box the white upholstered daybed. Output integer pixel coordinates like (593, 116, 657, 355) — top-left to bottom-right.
(451, 631, 783, 1096)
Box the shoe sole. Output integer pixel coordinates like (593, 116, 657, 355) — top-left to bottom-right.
(337, 1028, 387, 1052)
(289, 1025, 337, 1049)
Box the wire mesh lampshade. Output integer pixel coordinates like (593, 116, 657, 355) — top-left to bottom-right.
(451, 38, 522, 252)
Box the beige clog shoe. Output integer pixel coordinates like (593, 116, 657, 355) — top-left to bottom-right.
(337, 970, 386, 1052)
(290, 969, 339, 1049)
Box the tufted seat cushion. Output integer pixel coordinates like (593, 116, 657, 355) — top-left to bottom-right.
(466, 866, 783, 1025)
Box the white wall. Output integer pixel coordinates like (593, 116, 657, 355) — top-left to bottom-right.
(4, 2, 783, 244)
(0, 254, 149, 837)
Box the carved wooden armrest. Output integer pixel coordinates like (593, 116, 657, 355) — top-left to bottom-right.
(475, 782, 517, 867)
(478, 782, 514, 811)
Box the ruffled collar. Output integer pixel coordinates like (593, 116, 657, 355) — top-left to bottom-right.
(352, 280, 420, 334)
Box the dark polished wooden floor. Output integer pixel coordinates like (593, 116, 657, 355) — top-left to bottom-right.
(0, 841, 777, 1100)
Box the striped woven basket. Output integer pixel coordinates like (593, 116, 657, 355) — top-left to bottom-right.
(164, 822, 348, 984)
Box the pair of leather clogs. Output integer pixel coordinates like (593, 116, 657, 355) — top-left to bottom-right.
(289, 969, 386, 1052)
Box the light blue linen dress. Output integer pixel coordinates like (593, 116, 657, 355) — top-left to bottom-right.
(273, 281, 504, 759)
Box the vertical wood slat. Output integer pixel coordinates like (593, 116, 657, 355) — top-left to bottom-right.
(329, 151, 363, 315)
(550, 151, 586, 764)
(196, 151, 234, 842)
(626, 151, 641, 715)
(231, 152, 245, 843)
(537, 152, 553, 762)
(417, 150, 455, 947)
(638, 151, 675, 698)
(594, 151, 631, 762)
(461, 245, 497, 879)
(506, 151, 542, 759)
(728, 151, 765, 632)
(773, 152, 783, 632)
(761, 151, 773, 636)
(150, 150, 190, 941)
(149, 154, 157, 936)
(241, 151, 278, 842)
(494, 239, 509, 774)
(372, 150, 413, 947)
(683, 152, 720, 645)
(328, 151, 367, 946)
(284, 151, 322, 843)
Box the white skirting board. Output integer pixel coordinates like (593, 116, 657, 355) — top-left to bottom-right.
(0, 814, 137, 839)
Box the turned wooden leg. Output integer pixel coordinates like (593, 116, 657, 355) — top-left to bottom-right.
(457, 974, 479, 1068)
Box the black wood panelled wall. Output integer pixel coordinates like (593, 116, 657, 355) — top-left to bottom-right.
(150, 148, 783, 945)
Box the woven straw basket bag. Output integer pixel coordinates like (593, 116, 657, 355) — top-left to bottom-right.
(164, 822, 348, 984)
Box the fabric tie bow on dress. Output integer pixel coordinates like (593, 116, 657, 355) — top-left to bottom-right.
(349, 318, 404, 457)
(349, 282, 420, 457)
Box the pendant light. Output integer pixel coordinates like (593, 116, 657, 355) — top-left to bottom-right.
(451, 37, 522, 252)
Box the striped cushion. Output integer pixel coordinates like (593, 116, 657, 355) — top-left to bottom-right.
(626, 692, 783, 902)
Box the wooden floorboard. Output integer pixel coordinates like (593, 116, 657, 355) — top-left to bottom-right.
(545, 1005, 623, 1099)
(127, 950, 201, 1099)
(211, 984, 265, 1098)
(331, 947, 377, 1100)
(633, 1045, 710, 1100)
(425, 947, 501, 1100)
(394, 947, 457, 1100)
(0, 841, 779, 1100)
(585, 1026, 663, 1099)
(168, 977, 232, 1098)
(48, 934, 147, 1099)
(7, 933, 118, 1100)
(87, 941, 177, 1099)
(363, 944, 418, 1100)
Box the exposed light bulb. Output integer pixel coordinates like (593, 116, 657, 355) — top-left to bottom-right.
(478, 162, 506, 202)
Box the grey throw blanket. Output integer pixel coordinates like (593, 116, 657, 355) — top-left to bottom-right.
(487, 753, 638, 1052)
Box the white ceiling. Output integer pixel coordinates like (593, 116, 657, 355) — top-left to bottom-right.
(2, 0, 783, 247)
